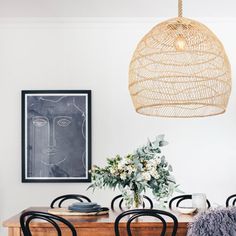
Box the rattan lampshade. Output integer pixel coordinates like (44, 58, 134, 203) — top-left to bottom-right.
(129, 1, 231, 118)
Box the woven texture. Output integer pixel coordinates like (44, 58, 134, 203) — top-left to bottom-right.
(129, 17, 231, 118)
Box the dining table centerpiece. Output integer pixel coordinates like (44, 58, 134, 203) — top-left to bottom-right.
(89, 135, 177, 208)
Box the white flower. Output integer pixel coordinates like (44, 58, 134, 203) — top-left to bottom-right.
(117, 160, 126, 170)
(146, 159, 158, 170)
(141, 172, 151, 181)
(110, 167, 117, 175)
(124, 155, 132, 164)
(150, 169, 160, 179)
(127, 165, 136, 174)
(120, 172, 127, 180)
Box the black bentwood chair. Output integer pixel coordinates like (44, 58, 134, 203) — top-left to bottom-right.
(226, 194, 236, 207)
(111, 194, 153, 210)
(50, 194, 91, 208)
(169, 194, 211, 210)
(20, 211, 77, 236)
(114, 209, 178, 236)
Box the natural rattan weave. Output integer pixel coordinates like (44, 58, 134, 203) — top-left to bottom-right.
(129, 2, 231, 118)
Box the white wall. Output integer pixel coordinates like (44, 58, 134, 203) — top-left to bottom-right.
(1, 0, 236, 18)
(0, 17, 236, 235)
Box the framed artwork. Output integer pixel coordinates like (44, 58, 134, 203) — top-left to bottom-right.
(22, 90, 91, 182)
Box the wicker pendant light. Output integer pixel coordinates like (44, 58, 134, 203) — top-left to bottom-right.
(129, 0, 231, 118)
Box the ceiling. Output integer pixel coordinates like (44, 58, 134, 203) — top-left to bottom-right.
(0, 0, 235, 18)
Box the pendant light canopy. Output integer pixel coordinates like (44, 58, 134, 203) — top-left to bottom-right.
(129, 0, 231, 118)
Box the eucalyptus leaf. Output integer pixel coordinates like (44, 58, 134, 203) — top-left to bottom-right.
(159, 140, 169, 147)
(89, 135, 179, 206)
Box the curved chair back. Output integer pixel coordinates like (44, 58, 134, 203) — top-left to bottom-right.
(169, 194, 211, 210)
(226, 194, 236, 207)
(111, 194, 153, 210)
(50, 194, 91, 208)
(114, 209, 178, 236)
(20, 211, 77, 236)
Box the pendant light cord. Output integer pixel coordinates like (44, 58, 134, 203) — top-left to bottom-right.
(178, 0, 183, 17)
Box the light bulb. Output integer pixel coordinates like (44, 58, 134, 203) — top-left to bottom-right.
(174, 35, 187, 51)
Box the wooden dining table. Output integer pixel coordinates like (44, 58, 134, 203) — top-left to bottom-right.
(3, 207, 194, 236)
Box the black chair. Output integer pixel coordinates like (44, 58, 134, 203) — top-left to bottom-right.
(169, 194, 211, 210)
(111, 194, 153, 210)
(226, 194, 236, 207)
(114, 209, 178, 236)
(20, 211, 77, 236)
(50, 194, 91, 208)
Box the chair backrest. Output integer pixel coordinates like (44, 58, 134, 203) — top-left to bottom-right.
(20, 211, 77, 236)
(111, 194, 153, 210)
(50, 194, 91, 208)
(114, 209, 178, 236)
(226, 194, 236, 207)
(169, 194, 211, 210)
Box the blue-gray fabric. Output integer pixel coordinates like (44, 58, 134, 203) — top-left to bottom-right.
(187, 207, 236, 236)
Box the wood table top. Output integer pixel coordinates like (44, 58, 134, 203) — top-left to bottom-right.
(3, 206, 194, 229)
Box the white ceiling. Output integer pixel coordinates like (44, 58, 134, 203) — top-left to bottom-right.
(0, 0, 235, 18)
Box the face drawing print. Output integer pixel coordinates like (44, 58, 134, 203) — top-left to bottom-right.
(26, 95, 87, 179)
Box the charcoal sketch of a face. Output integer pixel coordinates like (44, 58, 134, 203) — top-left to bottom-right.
(27, 95, 87, 178)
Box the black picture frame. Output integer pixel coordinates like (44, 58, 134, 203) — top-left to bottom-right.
(22, 90, 91, 183)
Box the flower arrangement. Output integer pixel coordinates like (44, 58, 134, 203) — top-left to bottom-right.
(89, 135, 177, 208)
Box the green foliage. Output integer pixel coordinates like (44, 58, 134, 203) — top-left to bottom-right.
(88, 135, 178, 203)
